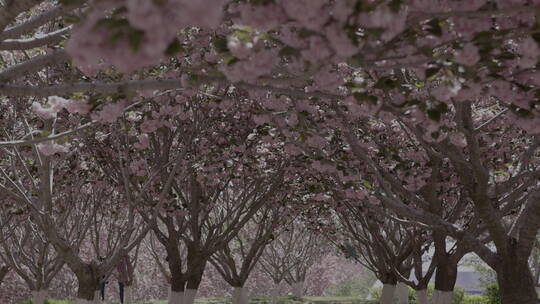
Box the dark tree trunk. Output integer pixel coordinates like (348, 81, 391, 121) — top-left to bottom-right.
(185, 260, 206, 290)
(167, 245, 186, 293)
(379, 272, 398, 286)
(76, 276, 98, 301)
(170, 270, 186, 293)
(0, 265, 8, 286)
(185, 244, 207, 290)
(434, 259, 458, 292)
(75, 264, 100, 302)
(496, 257, 539, 304)
(379, 272, 398, 304)
(184, 257, 205, 304)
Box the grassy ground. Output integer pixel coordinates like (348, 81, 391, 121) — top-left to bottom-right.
(146, 296, 377, 304)
(19, 296, 378, 304)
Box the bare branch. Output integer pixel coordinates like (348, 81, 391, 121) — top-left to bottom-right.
(0, 27, 70, 50)
(0, 48, 69, 82)
(0, 2, 84, 40)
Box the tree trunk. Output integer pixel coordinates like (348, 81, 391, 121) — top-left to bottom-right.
(184, 255, 205, 304)
(380, 284, 396, 304)
(75, 269, 99, 304)
(291, 281, 304, 298)
(271, 281, 283, 304)
(31, 289, 48, 304)
(183, 289, 198, 304)
(168, 249, 186, 304)
(93, 290, 101, 303)
(433, 291, 452, 304)
(185, 251, 206, 290)
(124, 284, 133, 304)
(395, 282, 409, 304)
(415, 289, 429, 304)
(434, 261, 457, 304)
(76, 281, 98, 303)
(169, 289, 184, 304)
(184, 268, 201, 304)
(432, 290, 439, 304)
(168, 277, 186, 304)
(232, 286, 249, 304)
(496, 257, 539, 304)
(0, 265, 8, 286)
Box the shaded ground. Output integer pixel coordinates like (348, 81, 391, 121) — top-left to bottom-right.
(18, 296, 378, 304)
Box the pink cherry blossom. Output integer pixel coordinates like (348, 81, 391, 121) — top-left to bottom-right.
(140, 119, 161, 133)
(129, 159, 148, 177)
(253, 114, 271, 125)
(37, 142, 70, 156)
(64, 100, 92, 115)
(237, 3, 287, 32)
(282, 0, 329, 31)
(134, 134, 150, 150)
(94, 103, 125, 123)
(455, 43, 480, 66)
(517, 37, 540, 68)
(301, 37, 333, 63)
(221, 49, 277, 82)
(325, 23, 359, 58)
(31, 102, 58, 120)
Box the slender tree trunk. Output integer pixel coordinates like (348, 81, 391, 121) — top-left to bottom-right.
(184, 289, 198, 304)
(124, 283, 134, 304)
(168, 247, 186, 304)
(434, 261, 457, 304)
(380, 284, 397, 304)
(76, 282, 97, 304)
(0, 265, 8, 286)
(93, 290, 101, 303)
(291, 281, 304, 298)
(31, 289, 48, 304)
(232, 286, 250, 304)
(496, 257, 539, 304)
(395, 282, 409, 304)
(184, 261, 205, 304)
(184, 244, 207, 304)
(415, 289, 429, 304)
(169, 289, 184, 304)
(433, 291, 452, 304)
(75, 268, 99, 304)
(271, 280, 283, 304)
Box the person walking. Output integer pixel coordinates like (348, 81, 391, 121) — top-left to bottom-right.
(116, 253, 133, 304)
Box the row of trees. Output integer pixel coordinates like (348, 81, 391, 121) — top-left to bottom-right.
(2, 0, 540, 303)
(0, 183, 331, 304)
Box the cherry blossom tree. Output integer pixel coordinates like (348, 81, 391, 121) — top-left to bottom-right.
(259, 222, 328, 303)
(0, 104, 148, 304)
(282, 229, 327, 299)
(3, 2, 540, 304)
(143, 232, 176, 300)
(210, 207, 290, 304)
(332, 208, 416, 304)
(0, 218, 64, 304)
(81, 91, 296, 304)
(330, 98, 540, 304)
